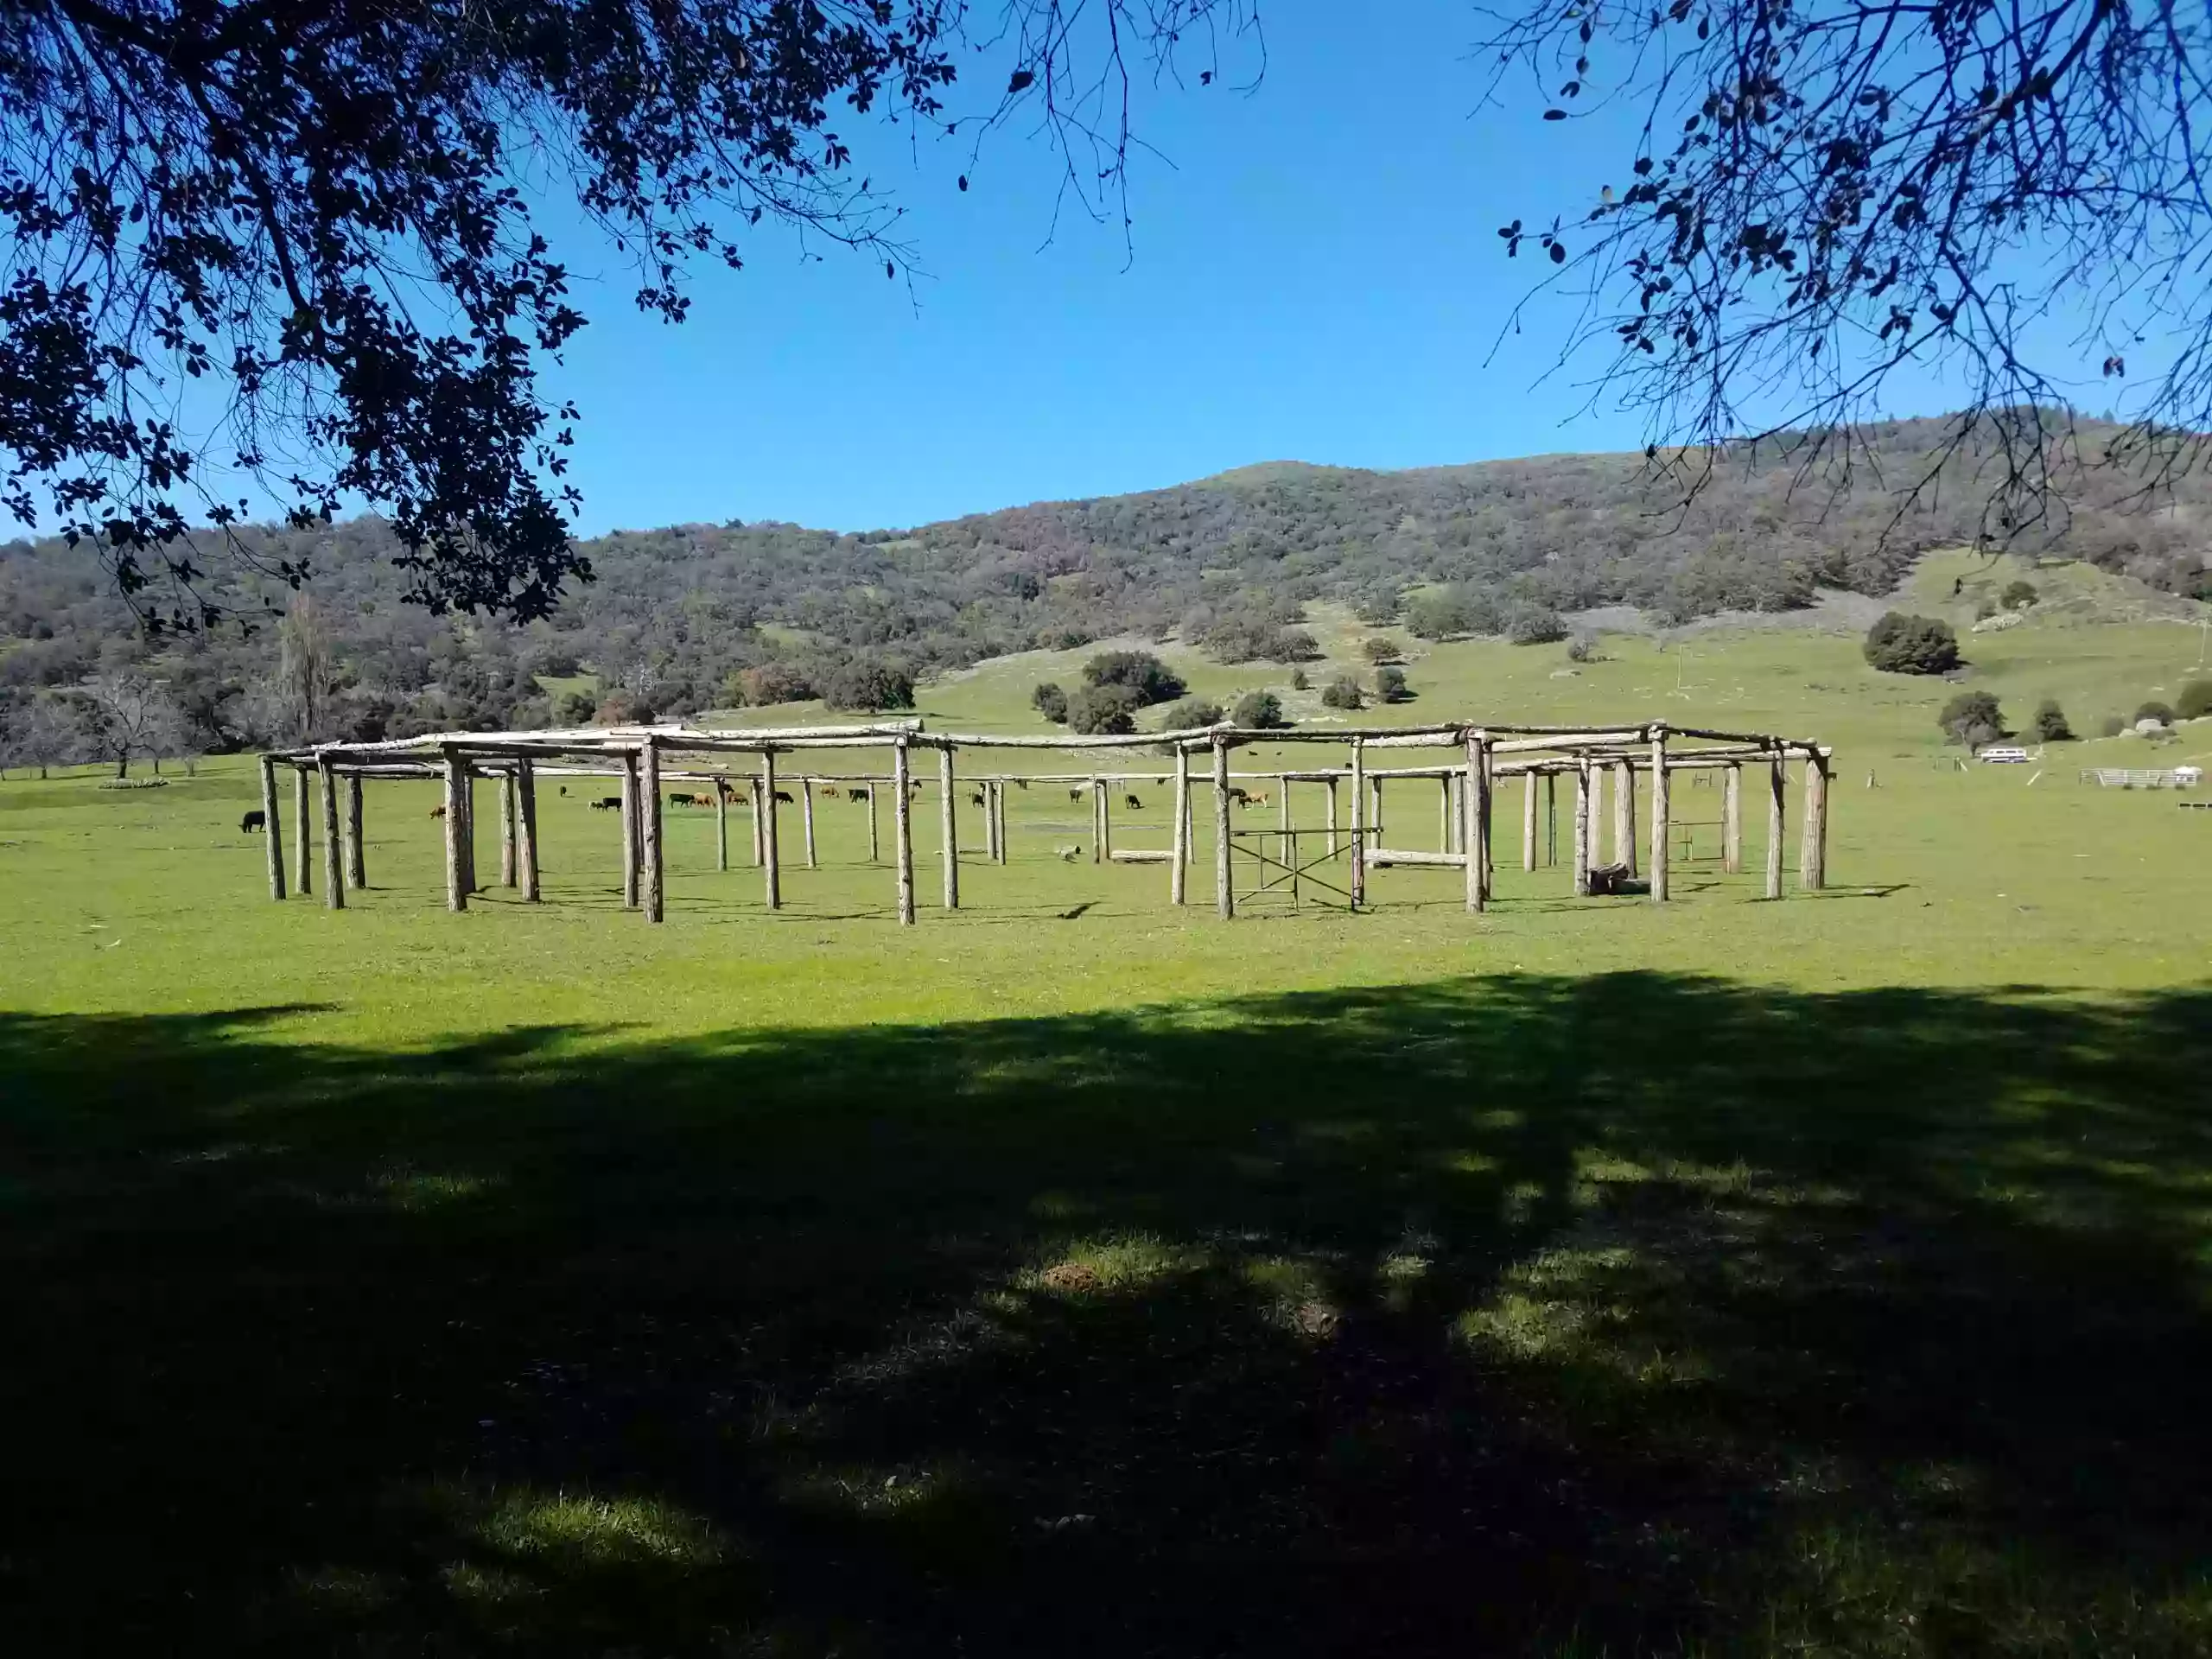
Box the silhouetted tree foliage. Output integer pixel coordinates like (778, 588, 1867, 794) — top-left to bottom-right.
(1865, 612, 1962, 674)
(1160, 697, 1225, 729)
(1031, 683, 1070, 724)
(2032, 699, 2075, 741)
(1484, 0, 2212, 539)
(2136, 700, 2176, 726)
(0, 0, 1263, 627)
(2177, 680, 2212, 721)
(821, 659, 913, 713)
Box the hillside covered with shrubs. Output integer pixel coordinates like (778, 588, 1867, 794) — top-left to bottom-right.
(3, 415, 2208, 760)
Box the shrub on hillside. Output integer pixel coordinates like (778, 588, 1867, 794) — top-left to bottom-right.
(1938, 690, 2005, 747)
(1082, 651, 1185, 705)
(1404, 589, 1475, 641)
(1290, 666, 1310, 690)
(550, 688, 596, 725)
(822, 659, 914, 712)
(1065, 683, 1143, 735)
(1503, 602, 1569, 645)
(1199, 614, 1323, 664)
(1233, 690, 1288, 729)
(1031, 682, 1069, 723)
(2001, 579, 2038, 610)
(1320, 676, 1364, 711)
(1375, 665, 1409, 702)
(2135, 700, 2175, 727)
(1864, 613, 1962, 674)
(2100, 713, 2126, 738)
(1565, 633, 1599, 664)
(1160, 698, 1225, 730)
(733, 662, 816, 705)
(1362, 637, 1400, 664)
(2031, 699, 2075, 741)
(2177, 679, 2212, 721)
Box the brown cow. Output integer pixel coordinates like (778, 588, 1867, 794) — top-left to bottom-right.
(430, 804, 447, 819)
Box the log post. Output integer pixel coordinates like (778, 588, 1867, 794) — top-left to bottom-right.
(1522, 768, 1538, 872)
(620, 753, 639, 908)
(1325, 776, 1339, 858)
(749, 777, 765, 867)
(1572, 757, 1592, 896)
(317, 759, 345, 909)
(640, 740, 664, 923)
(499, 770, 518, 887)
(1649, 730, 1671, 903)
(938, 745, 958, 909)
(802, 777, 818, 870)
(1371, 776, 1385, 846)
(1465, 732, 1491, 912)
(293, 764, 313, 895)
(460, 766, 478, 893)
(1212, 735, 1234, 919)
(715, 779, 729, 872)
(259, 755, 287, 900)
(1099, 781, 1113, 861)
(982, 780, 996, 862)
(868, 782, 880, 863)
(761, 751, 782, 910)
(517, 760, 540, 902)
(1349, 738, 1367, 907)
(343, 773, 366, 889)
(1614, 759, 1637, 876)
(1721, 762, 1744, 874)
(442, 748, 467, 912)
(893, 741, 915, 924)
(1090, 775, 1103, 863)
(1171, 746, 1191, 906)
(1547, 772, 1559, 866)
(1439, 774, 1453, 854)
(999, 779, 1010, 863)
(1766, 754, 1786, 900)
(1278, 775, 1292, 870)
(1800, 747, 1829, 891)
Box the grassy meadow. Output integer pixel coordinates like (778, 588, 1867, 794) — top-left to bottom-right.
(5, 551, 2212, 1655)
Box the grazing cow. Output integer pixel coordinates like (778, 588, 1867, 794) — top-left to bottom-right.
(847, 788, 869, 803)
(774, 790, 795, 806)
(969, 791, 985, 808)
(1124, 793, 1142, 810)
(1014, 778, 1029, 790)
(558, 785, 568, 796)
(1226, 787, 1250, 806)
(1056, 843, 1082, 861)
(430, 804, 447, 819)
(591, 797, 620, 810)
(1248, 791, 1271, 810)
(240, 809, 266, 834)
(1068, 788, 1084, 803)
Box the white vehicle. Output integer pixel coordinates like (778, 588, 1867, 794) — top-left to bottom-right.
(1978, 746, 2032, 764)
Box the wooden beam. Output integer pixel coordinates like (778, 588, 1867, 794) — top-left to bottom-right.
(1439, 773, 1454, 854)
(1466, 731, 1491, 912)
(460, 766, 479, 894)
(761, 751, 782, 910)
(1522, 767, 1538, 873)
(517, 760, 540, 902)
(1800, 748, 1829, 891)
(1721, 762, 1743, 874)
(641, 738, 664, 923)
(442, 749, 467, 912)
(1212, 736, 1234, 919)
(1279, 775, 1292, 870)
(1324, 776, 1339, 858)
(620, 753, 639, 909)
(893, 741, 915, 924)
(1765, 755, 1785, 900)
(715, 779, 729, 872)
(802, 777, 818, 870)
(293, 764, 313, 896)
(749, 777, 765, 867)
(1547, 771, 1558, 867)
(1349, 737, 1367, 907)
(1099, 779, 1114, 861)
(1612, 759, 1635, 874)
(317, 758, 345, 910)
(938, 745, 958, 909)
(499, 770, 518, 887)
(1171, 746, 1190, 906)
(1572, 757, 1592, 897)
(1649, 733, 1671, 903)
(343, 772, 365, 889)
(259, 755, 286, 900)
(1370, 848, 1468, 868)
(868, 782, 880, 864)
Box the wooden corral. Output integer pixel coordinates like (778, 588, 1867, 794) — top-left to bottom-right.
(261, 718, 1834, 924)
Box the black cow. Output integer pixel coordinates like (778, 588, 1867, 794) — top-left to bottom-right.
(240, 809, 266, 834)
(591, 797, 620, 810)
(969, 791, 985, 808)
(774, 790, 795, 805)
(558, 785, 568, 796)
(1068, 788, 1084, 803)
(848, 788, 870, 803)
(1124, 793, 1142, 810)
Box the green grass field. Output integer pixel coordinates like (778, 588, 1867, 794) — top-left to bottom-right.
(6, 556, 2212, 1655)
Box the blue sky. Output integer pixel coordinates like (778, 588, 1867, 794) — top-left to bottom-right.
(543, 3, 1668, 535)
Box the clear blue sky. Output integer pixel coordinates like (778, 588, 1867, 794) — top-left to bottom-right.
(544, 2, 1661, 535)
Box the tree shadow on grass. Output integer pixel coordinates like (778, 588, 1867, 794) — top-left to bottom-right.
(5, 975, 2212, 1655)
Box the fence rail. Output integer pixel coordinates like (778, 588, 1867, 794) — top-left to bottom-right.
(2080, 768, 2202, 789)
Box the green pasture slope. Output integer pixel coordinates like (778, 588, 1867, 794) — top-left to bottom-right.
(5, 553, 2212, 1655)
